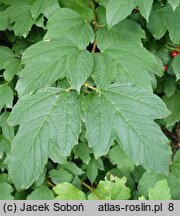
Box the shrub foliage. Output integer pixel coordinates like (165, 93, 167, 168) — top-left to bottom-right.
(0, 0, 180, 200)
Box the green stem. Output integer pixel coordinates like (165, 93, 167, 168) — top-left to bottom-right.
(84, 82, 97, 91)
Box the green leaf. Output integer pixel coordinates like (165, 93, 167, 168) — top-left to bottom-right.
(0, 173, 12, 184)
(103, 42, 163, 76)
(0, 45, 21, 81)
(0, 7, 8, 30)
(49, 168, 73, 185)
(27, 186, 54, 200)
(59, 0, 93, 21)
(86, 158, 104, 184)
(138, 171, 166, 197)
(0, 84, 13, 111)
(96, 19, 145, 50)
(92, 53, 116, 89)
(109, 145, 134, 173)
(3, 58, 21, 82)
(86, 159, 99, 184)
(60, 161, 84, 176)
(0, 135, 11, 158)
(170, 150, 180, 178)
(44, 8, 94, 49)
(94, 43, 163, 90)
(31, 0, 60, 19)
(0, 182, 14, 200)
(148, 179, 171, 200)
(167, 172, 180, 200)
(7, 90, 81, 189)
(88, 175, 131, 200)
(86, 84, 170, 174)
(49, 144, 67, 164)
(164, 76, 176, 97)
(172, 54, 180, 80)
(34, 168, 46, 188)
(0, 45, 14, 66)
(0, 111, 14, 141)
(138, 196, 146, 200)
(148, 4, 180, 44)
(16, 38, 93, 95)
(163, 91, 180, 127)
(0, 0, 35, 37)
(106, 0, 136, 27)
(168, 0, 180, 11)
(74, 143, 91, 164)
(53, 182, 86, 200)
(95, 0, 108, 7)
(135, 0, 153, 21)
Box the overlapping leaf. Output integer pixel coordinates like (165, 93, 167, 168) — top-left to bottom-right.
(86, 84, 171, 174)
(0, 111, 14, 141)
(31, 0, 60, 19)
(87, 175, 131, 200)
(7, 90, 81, 189)
(93, 42, 163, 90)
(105, 0, 136, 27)
(100, 0, 153, 27)
(163, 91, 180, 127)
(0, 45, 20, 81)
(148, 4, 180, 44)
(16, 38, 93, 95)
(109, 145, 134, 173)
(54, 182, 86, 200)
(172, 54, 180, 80)
(0, 0, 61, 37)
(27, 186, 54, 200)
(135, 0, 153, 21)
(0, 182, 14, 200)
(0, 84, 13, 111)
(44, 8, 94, 49)
(170, 150, 180, 178)
(138, 171, 166, 197)
(59, 0, 93, 21)
(96, 19, 146, 50)
(0, 0, 35, 37)
(148, 179, 171, 200)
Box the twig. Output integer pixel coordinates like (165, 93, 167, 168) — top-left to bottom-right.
(81, 181, 102, 199)
(84, 82, 97, 91)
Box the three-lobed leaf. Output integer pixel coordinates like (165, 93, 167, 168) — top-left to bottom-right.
(7, 90, 81, 189)
(96, 19, 145, 50)
(86, 84, 171, 174)
(44, 8, 94, 49)
(93, 42, 163, 90)
(16, 38, 93, 95)
(148, 4, 180, 44)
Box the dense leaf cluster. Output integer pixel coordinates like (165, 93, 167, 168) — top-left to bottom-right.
(0, 0, 180, 200)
